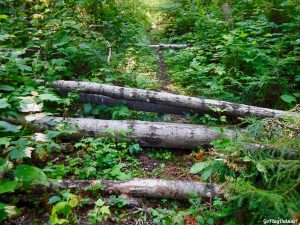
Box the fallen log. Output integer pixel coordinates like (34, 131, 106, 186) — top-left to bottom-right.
(37, 80, 297, 118)
(50, 179, 221, 200)
(137, 44, 191, 49)
(59, 91, 190, 115)
(10, 115, 237, 149)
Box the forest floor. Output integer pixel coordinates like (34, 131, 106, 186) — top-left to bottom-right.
(2, 1, 299, 224)
(6, 16, 206, 224)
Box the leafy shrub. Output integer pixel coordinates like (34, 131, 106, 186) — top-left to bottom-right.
(160, 0, 299, 108)
(190, 115, 300, 224)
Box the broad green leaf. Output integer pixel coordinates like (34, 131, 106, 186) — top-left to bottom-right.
(0, 98, 10, 109)
(256, 162, 267, 173)
(0, 85, 15, 91)
(163, 218, 173, 225)
(99, 206, 110, 215)
(48, 196, 61, 205)
(53, 201, 71, 215)
(9, 148, 28, 161)
(79, 43, 91, 49)
(129, 143, 142, 154)
(56, 218, 69, 224)
(50, 210, 59, 224)
(83, 103, 93, 114)
(201, 168, 213, 181)
(207, 217, 214, 225)
(9, 138, 31, 160)
(39, 93, 61, 102)
(293, 92, 300, 98)
(116, 172, 132, 181)
(196, 216, 205, 225)
(189, 162, 210, 174)
(14, 165, 49, 186)
(0, 15, 8, 19)
(0, 179, 21, 194)
(0, 121, 21, 133)
(0, 34, 10, 41)
(0, 137, 10, 146)
(280, 94, 296, 103)
(17, 64, 32, 72)
(0, 157, 12, 174)
(68, 194, 78, 207)
(95, 198, 105, 207)
(11, 138, 29, 146)
(53, 31, 69, 48)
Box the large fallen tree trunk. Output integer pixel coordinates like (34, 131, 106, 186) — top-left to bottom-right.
(59, 91, 190, 115)
(38, 80, 297, 118)
(11, 116, 237, 149)
(49, 179, 221, 200)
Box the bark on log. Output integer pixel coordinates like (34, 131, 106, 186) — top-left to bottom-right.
(137, 44, 191, 49)
(59, 91, 190, 115)
(148, 44, 190, 49)
(50, 179, 221, 200)
(38, 80, 297, 118)
(11, 116, 237, 149)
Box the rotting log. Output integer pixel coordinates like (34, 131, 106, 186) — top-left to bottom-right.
(10, 116, 237, 149)
(0, 179, 221, 201)
(137, 44, 191, 49)
(58, 91, 191, 115)
(50, 179, 221, 200)
(37, 80, 297, 118)
(148, 44, 190, 49)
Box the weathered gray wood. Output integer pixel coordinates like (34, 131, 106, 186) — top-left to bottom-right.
(38, 80, 297, 118)
(13, 115, 237, 149)
(58, 91, 190, 115)
(50, 179, 221, 199)
(146, 44, 190, 49)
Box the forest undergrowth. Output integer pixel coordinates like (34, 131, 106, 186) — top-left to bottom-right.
(0, 0, 299, 224)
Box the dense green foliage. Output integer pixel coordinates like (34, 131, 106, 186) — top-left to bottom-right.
(159, 0, 299, 107)
(190, 116, 300, 224)
(0, 0, 299, 224)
